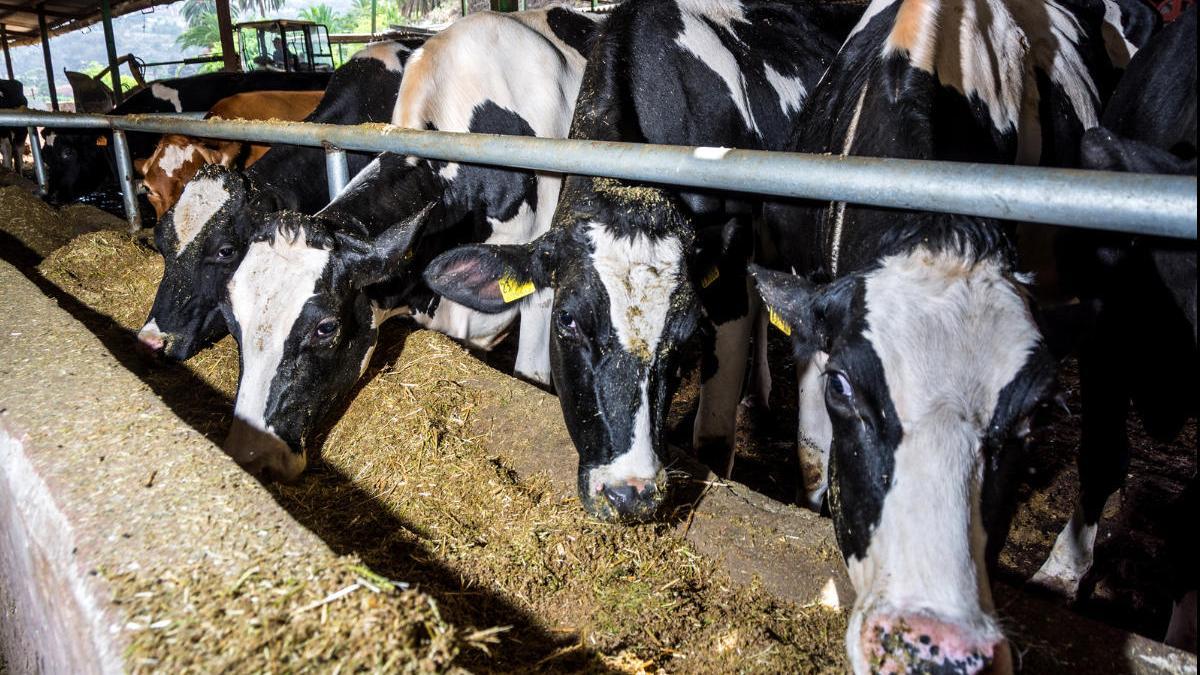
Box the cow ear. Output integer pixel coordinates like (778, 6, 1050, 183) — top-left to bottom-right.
(194, 142, 238, 168)
(1080, 127, 1196, 176)
(749, 264, 855, 357)
(348, 201, 437, 288)
(424, 231, 559, 314)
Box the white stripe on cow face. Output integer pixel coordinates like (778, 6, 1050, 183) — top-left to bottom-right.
(157, 143, 197, 179)
(845, 248, 1038, 671)
(227, 229, 331, 446)
(673, 0, 760, 136)
(587, 379, 662, 495)
(171, 176, 229, 257)
(586, 222, 684, 363)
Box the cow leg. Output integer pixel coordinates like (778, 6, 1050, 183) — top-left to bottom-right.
(745, 301, 772, 409)
(1165, 479, 1197, 652)
(1033, 330, 1130, 598)
(694, 308, 752, 478)
(514, 287, 553, 386)
(1166, 592, 1197, 653)
(0, 137, 11, 170)
(796, 351, 833, 511)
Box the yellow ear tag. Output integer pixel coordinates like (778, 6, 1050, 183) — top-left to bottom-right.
(403, 248, 414, 261)
(768, 306, 792, 336)
(701, 266, 720, 288)
(96, 136, 108, 147)
(498, 274, 536, 303)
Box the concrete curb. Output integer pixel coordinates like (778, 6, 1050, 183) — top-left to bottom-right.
(0, 261, 335, 673)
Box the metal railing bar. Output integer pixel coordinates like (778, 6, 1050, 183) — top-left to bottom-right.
(110, 129, 142, 233)
(2, 110, 1195, 240)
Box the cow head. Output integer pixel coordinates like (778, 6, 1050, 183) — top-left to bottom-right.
(219, 204, 431, 481)
(751, 224, 1054, 675)
(425, 179, 706, 523)
(139, 164, 267, 360)
(137, 135, 239, 220)
(41, 128, 108, 204)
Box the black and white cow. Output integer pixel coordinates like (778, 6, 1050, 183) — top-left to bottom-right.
(137, 41, 419, 361)
(217, 8, 597, 480)
(40, 70, 330, 204)
(751, 0, 1144, 672)
(424, 0, 861, 522)
(1, 79, 27, 171)
(1031, 4, 1196, 652)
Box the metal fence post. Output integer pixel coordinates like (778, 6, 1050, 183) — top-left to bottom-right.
(111, 129, 142, 233)
(325, 146, 349, 199)
(27, 126, 47, 196)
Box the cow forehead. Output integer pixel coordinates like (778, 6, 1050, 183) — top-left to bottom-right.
(171, 177, 229, 257)
(156, 142, 197, 180)
(228, 230, 331, 346)
(861, 249, 1038, 427)
(586, 222, 685, 362)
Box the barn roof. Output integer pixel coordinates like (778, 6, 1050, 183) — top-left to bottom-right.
(0, 0, 178, 48)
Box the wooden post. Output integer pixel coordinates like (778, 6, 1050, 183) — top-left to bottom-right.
(215, 0, 239, 72)
(99, 0, 122, 104)
(37, 7, 58, 111)
(1, 24, 14, 80)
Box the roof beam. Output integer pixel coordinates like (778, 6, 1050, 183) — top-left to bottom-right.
(0, 24, 38, 35)
(0, 2, 85, 18)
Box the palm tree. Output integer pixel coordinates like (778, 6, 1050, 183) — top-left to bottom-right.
(299, 3, 353, 32)
(177, 8, 230, 51)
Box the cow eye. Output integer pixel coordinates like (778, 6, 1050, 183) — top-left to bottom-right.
(826, 370, 854, 400)
(215, 244, 237, 260)
(557, 310, 578, 334)
(315, 318, 339, 339)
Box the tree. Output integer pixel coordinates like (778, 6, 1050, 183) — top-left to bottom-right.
(299, 3, 354, 33)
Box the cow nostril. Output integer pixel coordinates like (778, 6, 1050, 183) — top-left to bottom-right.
(601, 484, 640, 513)
(600, 481, 660, 520)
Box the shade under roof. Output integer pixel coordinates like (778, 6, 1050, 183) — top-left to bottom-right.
(1, 0, 179, 48)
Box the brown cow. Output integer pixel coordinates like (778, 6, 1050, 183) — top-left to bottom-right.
(135, 90, 322, 219)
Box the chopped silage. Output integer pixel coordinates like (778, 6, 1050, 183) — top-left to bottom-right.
(28, 222, 847, 672)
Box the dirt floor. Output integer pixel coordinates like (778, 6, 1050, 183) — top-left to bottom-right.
(1, 180, 1193, 670)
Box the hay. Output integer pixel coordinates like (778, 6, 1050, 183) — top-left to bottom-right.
(0, 186, 126, 260)
(35, 229, 849, 672)
(113, 556, 468, 674)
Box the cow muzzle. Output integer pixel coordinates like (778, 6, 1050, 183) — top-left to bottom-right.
(583, 471, 667, 524)
(857, 612, 1009, 675)
(137, 320, 169, 357)
(224, 418, 307, 482)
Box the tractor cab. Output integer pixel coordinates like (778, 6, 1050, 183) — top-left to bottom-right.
(236, 19, 334, 73)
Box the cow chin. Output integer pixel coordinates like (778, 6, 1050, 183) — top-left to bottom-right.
(224, 418, 307, 482)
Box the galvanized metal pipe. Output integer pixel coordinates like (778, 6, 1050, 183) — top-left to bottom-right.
(26, 126, 46, 195)
(325, 146, 349, 198)
(100, 0, 124, 105)
(110, 129, 142, 233)
(37, 10, 58, 112)
(2, 110, 1195, 240)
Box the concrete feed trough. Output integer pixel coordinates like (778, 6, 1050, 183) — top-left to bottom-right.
(1, 185, 1196, 672)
